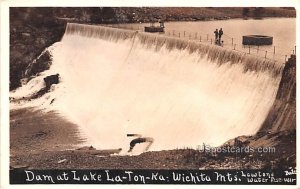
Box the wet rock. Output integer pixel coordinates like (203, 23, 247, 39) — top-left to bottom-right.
(44, 74, 59, 89)
(50, 99, 55, 104)
(10, 164, 29, 170)
(25, 50, 52, 78)
(57, 159, 67, 164)
(76, 146, 96, 151)
(30, 73, 59, 99)
(21, 32, 31, 37)
(20, 78, 28, 85)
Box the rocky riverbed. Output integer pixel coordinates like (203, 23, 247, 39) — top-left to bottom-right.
(10, 108, 295, 170)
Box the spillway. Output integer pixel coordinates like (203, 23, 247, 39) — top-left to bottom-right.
(11, 23, 284, 152)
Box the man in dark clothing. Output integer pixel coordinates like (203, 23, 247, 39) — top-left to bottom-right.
(218, 28, 223, 41)
(214, 29, 219, 43)
(127, 134, 154, 152)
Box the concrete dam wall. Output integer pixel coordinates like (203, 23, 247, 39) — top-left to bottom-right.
(11, 23, 294, 153)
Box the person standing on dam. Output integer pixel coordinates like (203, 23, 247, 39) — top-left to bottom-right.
(218, 28, 223, 42)
(214, 29, 219, 43)
(127, 134, 154, 152)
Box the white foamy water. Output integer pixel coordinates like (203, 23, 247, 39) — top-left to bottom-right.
(10, 23, 282, 153)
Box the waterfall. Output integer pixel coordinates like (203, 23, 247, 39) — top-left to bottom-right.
(11, 23, 283, 153)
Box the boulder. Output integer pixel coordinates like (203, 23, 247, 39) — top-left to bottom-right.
(44, 74, 59, 89)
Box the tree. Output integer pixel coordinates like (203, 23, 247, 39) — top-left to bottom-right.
(90, 7, 102, 23)
(101, 7, 116, 23)
(253, 7, 265, 19)
(242, 8, 250, 17)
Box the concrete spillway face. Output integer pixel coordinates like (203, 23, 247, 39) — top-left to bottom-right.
(11, 23, 283, 154)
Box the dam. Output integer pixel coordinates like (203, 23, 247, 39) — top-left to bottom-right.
(11, 23, 293, 153)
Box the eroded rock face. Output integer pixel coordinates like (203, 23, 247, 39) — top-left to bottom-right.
(25, 50, 53, 78)
(260, 55, 296, 132)
(10, 8, 65, 91)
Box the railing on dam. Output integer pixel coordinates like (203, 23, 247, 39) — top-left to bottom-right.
(164, 30, 296, 64)
(105, 24, 296, 64)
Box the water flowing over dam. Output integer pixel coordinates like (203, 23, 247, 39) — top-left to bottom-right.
(11, 23, 285, 152)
